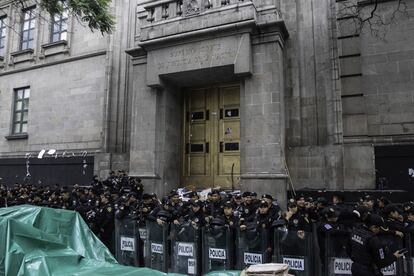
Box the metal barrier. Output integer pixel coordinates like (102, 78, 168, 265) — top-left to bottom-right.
(273, 229, 314, 276)
(202, 225, 235, 273)
(171, 222, 201, 275)
(145, 220, 168, 272)
(235, 225, 271, 269)
(114, 217, 140, 266)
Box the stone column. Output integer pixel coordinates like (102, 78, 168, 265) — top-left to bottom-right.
(240, 29, 288, 207)
(128, 52, 161, 190)
(127, 49, 183, 196)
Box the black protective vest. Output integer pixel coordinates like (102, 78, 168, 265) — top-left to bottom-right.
(350, 226, 374, 266)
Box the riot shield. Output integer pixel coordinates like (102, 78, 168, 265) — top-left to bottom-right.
(138, 221, 147, 266)
(235, 226, 271, 269)
(273, 229, 313, 276)
(202, 225, 235, 273)
(145, 220, 168, 272)
(324, 230, 351, 276)
(407, 232, 414, 276)
(171, 222, 201, 275)
(378, 233, 404, 276)
(114, 217, 140, 266)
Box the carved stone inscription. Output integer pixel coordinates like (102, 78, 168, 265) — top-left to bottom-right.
(146, 34, 251, 86)
(157, 43, 235, 72)
(150, 37, 239, 74)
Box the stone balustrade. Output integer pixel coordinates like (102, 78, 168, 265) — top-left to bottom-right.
(136, 0, 284, 43)
(141, 0, 251, 24)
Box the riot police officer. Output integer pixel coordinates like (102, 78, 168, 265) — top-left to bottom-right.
(239, 192, 257, 221)
(317, 207, 349, 268)
(138, 193, 158, 222)
(186, 200, 205, 229)
(253, 200, 275, 229)
(383, 204, 405, 235)
(261, 194, 281, 220)
(97, 193, 115, 253)
(148, 197, 174, 226)
(204, 190, 223, 223)
(284, 201, 312, 232)
(222, 201, 238, 228)
(350, 214, 404, 276)
(232, 194, 243, 217)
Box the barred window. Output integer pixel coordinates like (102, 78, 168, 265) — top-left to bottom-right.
(21, 7, 36, 50)
(51, 9, 68, 42)
(12, 87, 30, 134)
(0, 16, 6, 56)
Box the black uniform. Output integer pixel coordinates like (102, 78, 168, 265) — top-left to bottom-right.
(405, 220, 414, 233)
(385, 218, 405, 233)
(186, 208, 205, 229)
(239, 202, 257, 221)
(350, 225, 397, 276)
(285, 212, 312, 232)
(204, 200, 223, 218)
(97, 203, 115, 253)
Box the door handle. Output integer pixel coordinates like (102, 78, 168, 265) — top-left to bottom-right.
(219, 142, 223, 153)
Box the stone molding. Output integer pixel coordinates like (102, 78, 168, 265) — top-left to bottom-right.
(241, 173, 288, 179)
(4, 133, 29, 140)
(0, 50, 106, 77)
(128, 174, 161, 179)
(9, 48, 35, 65)
(40, 40, 69, 58)
(344, 134, 414, 145)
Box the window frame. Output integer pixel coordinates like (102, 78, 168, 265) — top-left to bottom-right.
(0, 15, 6, 57)
(50, 8, 68, 43)
(12, 87, 30, 135)
(20, 7, 36, 51)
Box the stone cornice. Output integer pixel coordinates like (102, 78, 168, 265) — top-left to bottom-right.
(0, 50, 106, 76)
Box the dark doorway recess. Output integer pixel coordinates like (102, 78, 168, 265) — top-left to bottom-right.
(375, 145, 414, 194)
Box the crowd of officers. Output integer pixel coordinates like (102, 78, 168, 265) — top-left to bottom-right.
(1, 171, 414, 275)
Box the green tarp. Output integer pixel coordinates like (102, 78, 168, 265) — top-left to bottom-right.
(0, 205, 183, 276)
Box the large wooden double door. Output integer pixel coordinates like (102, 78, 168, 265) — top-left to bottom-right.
(182, 84, 240, 189)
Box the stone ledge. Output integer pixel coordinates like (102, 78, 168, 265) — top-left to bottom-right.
(241, 173, 288, 179)
(125, 46, 147, 58)
(128, 173, 161, 179)
(5, 133, 29, 140)
(0, 50, 106, 77)
(41, 40, 69, 58)
(358, 0, 395, 6)
(10, 49, 34, 64)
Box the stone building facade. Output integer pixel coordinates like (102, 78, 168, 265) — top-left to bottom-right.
(0, 0, 413, 205)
